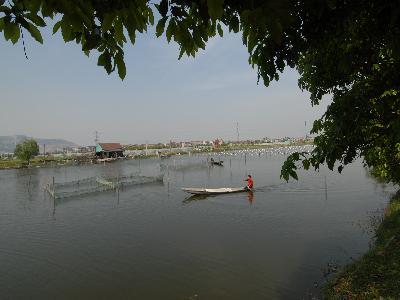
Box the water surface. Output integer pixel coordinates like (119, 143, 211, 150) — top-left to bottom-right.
(0, 148, 394, 299)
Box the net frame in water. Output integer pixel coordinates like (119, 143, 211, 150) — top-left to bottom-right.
(45, 174, 164, 199)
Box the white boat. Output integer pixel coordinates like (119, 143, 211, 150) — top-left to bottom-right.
(181, 187, 248, 195)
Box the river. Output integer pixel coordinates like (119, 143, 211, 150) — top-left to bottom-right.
(0, 147, 395, 299)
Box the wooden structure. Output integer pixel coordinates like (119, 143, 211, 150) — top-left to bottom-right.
(95, 143, 124, 158)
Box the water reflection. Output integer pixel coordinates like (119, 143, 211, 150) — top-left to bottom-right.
(247, 191, 254, 204)
(183, 194, 213, 204)
(183, 191, 255, 205)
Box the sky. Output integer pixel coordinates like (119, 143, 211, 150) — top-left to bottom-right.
(0, 22, 331, 146)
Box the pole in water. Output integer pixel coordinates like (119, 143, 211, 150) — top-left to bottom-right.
(27, 175, 32, 195)
(52, 176, 55, 197)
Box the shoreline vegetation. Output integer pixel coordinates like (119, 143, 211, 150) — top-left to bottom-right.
(324, 191, 400, 299)
(0, 140, 312, 170)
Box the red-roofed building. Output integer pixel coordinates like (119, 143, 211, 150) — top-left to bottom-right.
(95, 143, 124, 158)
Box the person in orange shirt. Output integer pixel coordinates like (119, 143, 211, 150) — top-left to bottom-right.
(244, 175, 253, 190)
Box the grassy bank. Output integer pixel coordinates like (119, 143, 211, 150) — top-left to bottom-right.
(324, 190, 400, 299)
(0, 156, 82, 169)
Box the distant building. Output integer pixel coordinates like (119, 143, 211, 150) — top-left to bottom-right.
(95, 143, 124, 158)
(212, 138, 224, 147)
(62, 146, 96, 154)
(190, 141, 207, 146)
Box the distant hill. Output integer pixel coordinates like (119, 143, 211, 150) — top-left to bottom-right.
(0, 135, 79, 153)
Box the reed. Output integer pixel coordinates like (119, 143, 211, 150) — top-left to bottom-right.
(324, 191, 400, 298)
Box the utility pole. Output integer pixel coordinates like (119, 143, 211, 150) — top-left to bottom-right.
(304, 121, 307, 139)
(94, 131, 100, 145)
(236, 122, 240, 143)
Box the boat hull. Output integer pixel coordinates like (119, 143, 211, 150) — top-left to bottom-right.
(181, 187, 248, 195)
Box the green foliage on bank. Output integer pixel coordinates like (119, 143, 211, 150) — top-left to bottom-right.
(0, 156, 79, 169)
(14, 139, 39, 164)
(324, 191, 400, 299)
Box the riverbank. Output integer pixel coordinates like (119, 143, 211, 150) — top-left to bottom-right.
(0, 156, 90, 170)
(324, 190, 400, 298)
(0, 141, 312, 170)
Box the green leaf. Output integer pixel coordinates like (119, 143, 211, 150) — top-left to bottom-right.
(280, 170, 289, 181)
(114, 18, 126, 43)
(292, 152, 300, 160)
(158, 0, 168, 17)
(75, 6, 92, 29)
(115, 52, 126, 80)
(269, 19, 283, 45)
(156, 17, 167, 38)
(25, 13, 46, 27)
(178, 47, 185, 59)
(193, 30, 205, 49)
(25, 0, 41, 13)
(302, 159, 310, 170)
(4, 22, 19, 43)
(247, 32, 257, 52)
(229, 15, 239, 32)
(0, 5, 11, 13)
(217, 23, 223, 37)
(289, 170, 298, 180)
(41, 3, 53, 17)
(97, 52, 106, 66)
(61, 22, 73, 42)
(127, 27, 136, 45)
(0, 17, 4, 32)
(103, 50, 112, 74)
(166, 19, 175, 43)
(26, 22, 43, 43)
(82, 35, 99, 51)
(102, 13, 115, 31)
(53, 20, 62, 34)
(10, 24, 20, 44)
(207, 0, 224, 19)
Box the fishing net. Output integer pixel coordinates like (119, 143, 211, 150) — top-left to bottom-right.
(46, 174, 164, 199)
(160, 161, 209, 172)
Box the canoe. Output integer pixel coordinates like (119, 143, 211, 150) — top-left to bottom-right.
(182, 187, 248, 195)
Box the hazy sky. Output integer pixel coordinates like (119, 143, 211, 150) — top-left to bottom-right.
(0, 23, 330, 146)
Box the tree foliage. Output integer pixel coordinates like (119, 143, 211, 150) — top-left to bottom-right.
(2, 0, 400, 183)
(14, 139, 39, 163)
